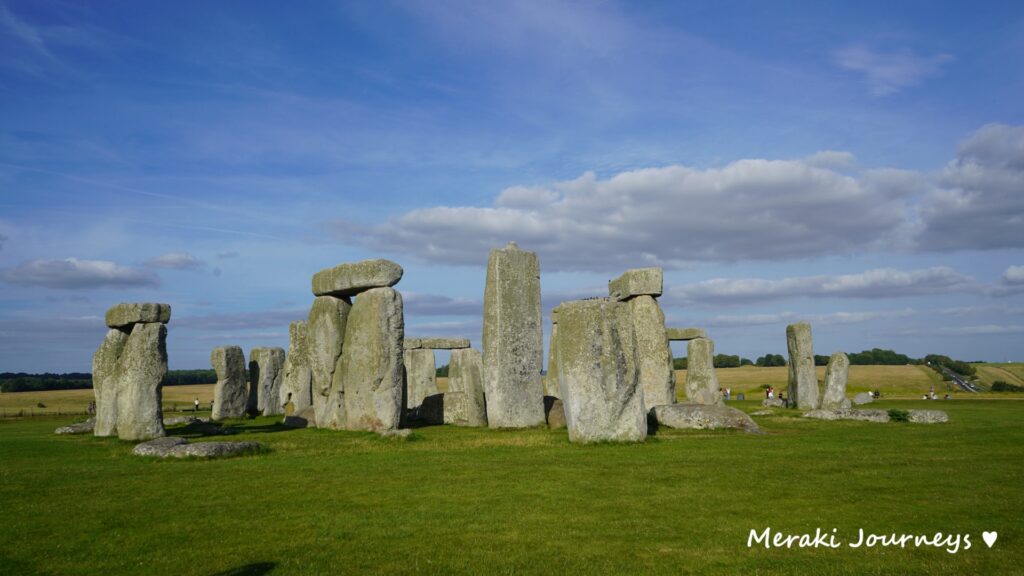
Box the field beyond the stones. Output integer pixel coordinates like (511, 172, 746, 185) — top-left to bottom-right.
(1, 398, 1021, 575)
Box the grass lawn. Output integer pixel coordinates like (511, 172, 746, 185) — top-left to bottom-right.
(0, 399, 1020, 575)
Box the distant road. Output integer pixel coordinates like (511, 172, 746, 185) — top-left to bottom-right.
(936, 365, 981, 393)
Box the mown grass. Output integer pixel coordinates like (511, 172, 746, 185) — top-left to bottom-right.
(0, 399, 1021, 575)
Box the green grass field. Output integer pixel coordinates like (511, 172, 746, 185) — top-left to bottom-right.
(974, 363, 1024, 388)
(1, 398, 1021, 575)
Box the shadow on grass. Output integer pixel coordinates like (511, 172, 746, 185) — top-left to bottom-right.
(208, 561, 276, 576)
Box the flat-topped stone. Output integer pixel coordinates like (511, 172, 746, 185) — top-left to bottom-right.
(404, 337, 471, 350)
(132, 437, 262, 458)
(105, 303, 171, 328)
(652, 403, 761, 434)
(311, 259, 403, 297)
(803, 408, 889, 423)
(666, 327, 707, 341)
(608, 267, 663, 301)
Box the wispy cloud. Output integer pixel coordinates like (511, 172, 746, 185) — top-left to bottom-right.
(700, 308, 918, 329)
(834, 45, 953, 95)
(145, 252, 205, 270)
(0, 258, 159, 290)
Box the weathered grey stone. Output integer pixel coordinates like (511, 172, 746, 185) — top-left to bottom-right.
(114, 322, 167, 441)
(248, 347, 286, 416)
(557, 299, 646, 443)
(629, 295, 675, 411)
(132, 436, 187, 456)
(283, 406, 316, 428)
(820, 352, 852, 410)
(163, 415, 204, 426)
(665, 327, 707, 341)
(55, 417, 95, 435)
(132, 437, 262, 458)
(786, 322, 819, 410)
(378, 428, 413, 439)
(545, 397, 566, 429)
(482, 242, 544, 428)
(404, 348, 438, 410)
(908, 409, 949, 423)
(311, 259, 403, 297)
(853, 392, 874, 405)
(447, 348, 487, 427)
(543, 322, 560, 397)
(105, 302, 171, 328)
(750, 410, 775, 416)
(652, 403, 762, 434)
(685, 338, 722, 405)
(803, 409, 889, 423)
(210, 346, 247, 420)
(404, 337, 471, 350)
(334, 287, 404, 432)
(762, 397, 786, 408)
(442, 392, 469, 425)
(93, 328, 129, 437)
(608, 267, 663, 302)
(307, 295, 351, 427)
(281, 321, 312, 416)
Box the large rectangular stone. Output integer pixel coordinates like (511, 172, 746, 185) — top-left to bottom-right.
(105, 303, 171, 328)
(311, 259, 403, 297)
(405, 337, 471, 350)
(666, 327, 707, 341)
(787, 322, 819, 410)
(608, 268, 663, 301)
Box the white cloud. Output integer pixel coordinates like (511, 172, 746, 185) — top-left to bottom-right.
(145, 252, 205, 270)
(1003, 265, 1024, 284)
(701, 308, 917, 328)
(834, 45, 953, 96)
(0, 258, 159, 289)
(804, 150, 856, 170)
(216, 251, 239, 259)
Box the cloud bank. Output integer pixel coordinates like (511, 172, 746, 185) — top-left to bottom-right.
(1, 258, 159, 289)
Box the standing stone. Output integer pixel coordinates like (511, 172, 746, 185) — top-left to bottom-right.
(685, 337, 722, 405)
(92, 328, 129, 437)
(249, 347, 286, 416)
(820, 351, 852, 410)
(628, 295, 675, 411)
(334, 287, 404, 431)
(404, 348, 438, 410)
(210, 346, 247, 420)
(557, 299, 646, 443)
(482, 242, 544, 428)
(307, 295, 351, 426)
(115, 323, 167, 441)
(281, 321, 312, 415)
(447, 348, 487, 427)
(543, 321, 561, 397)
(311, 259, 404, 297)
(786, 322, 819, 410)
(608, 267, 663, 302)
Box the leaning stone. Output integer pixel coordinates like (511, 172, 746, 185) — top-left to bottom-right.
(652, 404, 761, 434)
(55, 417, 96, 435)
(685, 338, 722, 405)
(482, 242, 544, 428)
(248, 347, 286, 416)
(115, 323, 167, 441)
(853, 392, 874, 405)
(132, 436, 187, 457)
(105, 302, 171, 328)
(761, 397, 786, 408)
(311, 259, 404, 297)
(335, 287, 404, 432)
(803, 409, 889, 423)
(281, 321, 313, 415)
(211, 346, 247, 420)
(545, 397, 566, 429)
(665, 327, 707, 341)
(908, 409, 949, 424)
(447, 348, 487, 427)
(307, 295, 351, 426)
(786, 323, 819, 410)
(608, 267, 663, 302)
(404, 348, 438, 410)
(557, 299, 646, 443)
(629, 295, 675, 411)
(820, 352, 852, 410)
(93, 328, 129, 437)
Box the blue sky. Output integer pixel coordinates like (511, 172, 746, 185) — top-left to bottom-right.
(1, 0, 1023, 372)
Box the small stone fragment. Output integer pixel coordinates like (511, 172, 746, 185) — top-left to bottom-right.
(608, 267, 663, 301)
(211, 346, 247, 420)
(665, 327, 707, 341)
(105, 302, 171, 328)
(311, 259, 403, 297)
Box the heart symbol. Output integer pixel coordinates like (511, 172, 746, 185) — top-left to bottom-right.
(983, 531, 998, 548)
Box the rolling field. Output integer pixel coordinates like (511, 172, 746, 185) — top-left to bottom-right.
(973, 363, 1024, 388)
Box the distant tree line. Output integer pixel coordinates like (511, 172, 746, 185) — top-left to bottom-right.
(923, 354, 976, 377)
(0, 370, 218, 393)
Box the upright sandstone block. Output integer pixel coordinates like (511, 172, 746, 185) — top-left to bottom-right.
(92, 328, 130, 437)
(666, 327, 707, 341)
(543, 321, 560, 397)
(249, 347, 286, 416)
(685, 337, 722, 405)
(105, 302, 171, 328)
(820, 351, 852, 410)
(404, 348, 438, 409)
(786, 322, 819, 410)
(447, 348, 487, 427)
(482, 242, 544, 428)
(307, 295, 351, 426)
(608, 268, 663, 302)
(114, 323, 167, 441)
(312, 259, 403, 297)
(629, 295, 675, 411)
(210, 346, 247, 420)
(557, 299, 646, 443)
(281, 321, 313, 415)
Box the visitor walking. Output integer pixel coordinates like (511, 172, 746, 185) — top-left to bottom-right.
(194, 397, 200, 412)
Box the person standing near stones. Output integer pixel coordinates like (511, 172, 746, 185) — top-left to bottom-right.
(194, 397, 200, 412)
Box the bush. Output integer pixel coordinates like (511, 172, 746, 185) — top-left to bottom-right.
(673, 357, 688, 370)
(888, 409, 910, 422)
(436, 364, 449, 378)
(991, 381, 1024, 392)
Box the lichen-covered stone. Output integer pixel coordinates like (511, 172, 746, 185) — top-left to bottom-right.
(786, 322, 819, 410)
(281, 321, 312, 415)
(447, 348, 487, 427)
(608, 267, 663, 301)
(629, 295, 675, 411)
(762, 397, 786, 408)
(405, 337, 471, 350)
(105, 302, 171, 328)
(307, 295, 351, 426)
(685, 337, 722, 405)
(93, 328, 129, 437)
(803, 409, 889, 423)
(652, 403, 761, 434)
(115, 322, 167, 441)
(210, 346, 247, 420)
(248, 347, 286, 416)
(311, 259, 403, 297)
(335, 287, 404, 432)
(908, 409, 949, 423)
(665, 327, 707, 341)
(853, 392, 874, 405)
(132, 437, 262, 458)
(482, 242, 544, 428)
(820, 352, 852, 410)
(557, 299, 646, 443)
(404, 348, 437, 410)
(55, 418, 96, 435)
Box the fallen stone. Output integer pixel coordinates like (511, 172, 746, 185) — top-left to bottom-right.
(163, 415, 204, 426)
(557, 299, 646, 443)
(307, 295, 352, 427)
(404, 348, 438, 409)
(405, 337, 471, 350)
(211, 346, 248, 420)
(786, 322, 819, 410)
(608, 267, 663, 302)
(853, 392, 874, 405)
(114, 322, 167, 441)
(93, 328, 129, 437)
(133, 437, 262, 458)
(447, 348, 487, 427)
(482, 241, 544, 428)
(665, 327, 707, 341)
(281, 320, 313, 415)
(820, 352, 852, 410)
(55, 417, 96, 435)
(908, 409, 949, 424)
(545, 397, 566, 429)
(132, 436, 187, 456)
(685, 337, 722, 405)
(652, 403, 761, 434)
(762, 398, 787, 408)
(378, 428, 413, 439)
(803, 409, 889, 423)
(629, 295, 675, 411)
(249, 347, 286, 416)
(105, 302, 171, 328)
(311, 259, 404, 297)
